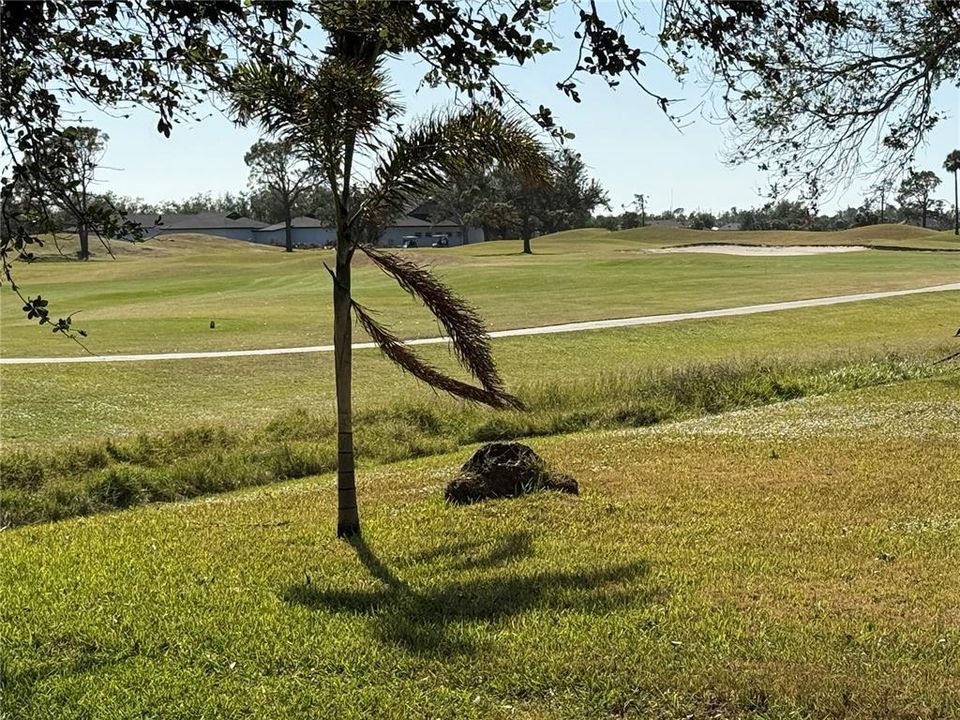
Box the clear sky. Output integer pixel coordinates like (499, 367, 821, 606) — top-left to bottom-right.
(84, 6, 960, 216)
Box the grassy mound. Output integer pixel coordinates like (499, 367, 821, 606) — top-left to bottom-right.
(604, 222, 953, 248)
(21, 232, 283, 261)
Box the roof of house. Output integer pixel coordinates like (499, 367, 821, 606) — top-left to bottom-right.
(161, 213, 268, 230)
(110, 213, 185, 230)
(256, 216, 334, 232)
(405, 200, 440, 221)
(68, 212, 179, 233)
(390, 214, 460, 228)
(123, 213, 166, 228)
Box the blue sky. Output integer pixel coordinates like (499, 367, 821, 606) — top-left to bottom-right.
(86, 7, 959, 215)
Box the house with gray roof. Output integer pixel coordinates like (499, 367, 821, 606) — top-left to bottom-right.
(125, 212, 267, 241)
(124, 206, 483, 247)
(253, 216, 337, 247)
(378, 214, 483, 247)
(251, 214, 483, 248)
(158, 212, 267, 240)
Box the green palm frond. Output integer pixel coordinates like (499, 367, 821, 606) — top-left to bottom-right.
(227, 59, 400, 162)
(358, 105, 549, 230)
(360, 245, 505, 394)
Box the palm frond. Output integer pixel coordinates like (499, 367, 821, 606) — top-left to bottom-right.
(227, 59, 400, 160)
(360, 244, 504, 393)
(351, 301, 523, 410)
(359, 105, 549, 230)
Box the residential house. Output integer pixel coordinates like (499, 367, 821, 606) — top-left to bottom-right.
(127, 212, 267, 240)
(126, 207, 483, 247)
(375, 213, 483, 247)
(251, 210, 484, 248)
(252, 216, 336, 247)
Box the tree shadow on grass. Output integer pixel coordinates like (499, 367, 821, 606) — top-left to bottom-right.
(401, 530, 536, 572)
(283, 531, 651, 656)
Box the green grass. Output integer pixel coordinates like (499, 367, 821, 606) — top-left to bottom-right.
(3, 352, 947, 526)
(2, 374, 958, 718)
(2, 226, 957, 357)
(4, 291, 957, 449)
(552, 222, 960, 249)
(3, 227, 958, 716)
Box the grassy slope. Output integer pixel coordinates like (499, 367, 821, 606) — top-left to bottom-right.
(2, 227, 958, 357)
(3, 353, 948, 526)
(2, 375, 958, 719)
(589, 222, 960, 249)
(4, 291, 958, 448)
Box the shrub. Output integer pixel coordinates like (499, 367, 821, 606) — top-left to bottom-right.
(88, 465, 150, 508)
(0, 453, 45, 490)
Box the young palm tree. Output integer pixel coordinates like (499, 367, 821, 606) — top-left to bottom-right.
(944, 150, 960, 236)
(229, 15, 548, 537)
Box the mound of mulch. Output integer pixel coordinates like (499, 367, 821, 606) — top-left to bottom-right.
(445, 442, 578, 504)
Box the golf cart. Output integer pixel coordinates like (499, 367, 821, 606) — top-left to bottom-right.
(401, 235, 419, 248)
(430, 234, 450, 248)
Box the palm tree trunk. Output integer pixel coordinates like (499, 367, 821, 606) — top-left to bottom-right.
(78, 183, 90, 260)
(954, 170, 958, 236)
(333, 237, 360, 537)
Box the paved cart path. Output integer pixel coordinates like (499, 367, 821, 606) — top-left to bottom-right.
(3, 282, 958, 365)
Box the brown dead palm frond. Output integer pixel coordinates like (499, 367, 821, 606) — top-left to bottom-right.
(351, 301, 523, 410)
(359, 244, 505, 393)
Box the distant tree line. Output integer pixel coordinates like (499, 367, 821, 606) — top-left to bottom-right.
(108, 150, 956, 240)
(106, 186, 335, 228)
(14, 125, 954, 247)
(591, 167, 957, 233)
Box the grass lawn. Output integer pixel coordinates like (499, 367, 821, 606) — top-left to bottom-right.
(587, 222, 960, 250)
(2, 225, 958, 716)
(3, 291, 958, 449)
(2, 226, 958, 358)
(2, 374, 958, 719)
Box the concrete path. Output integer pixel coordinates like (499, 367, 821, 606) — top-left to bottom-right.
(3, 282, 958, 365)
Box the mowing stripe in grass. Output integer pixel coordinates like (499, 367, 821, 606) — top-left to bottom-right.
(3, 282, 959, 365)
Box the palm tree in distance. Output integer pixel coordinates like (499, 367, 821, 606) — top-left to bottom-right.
(229, 5, 549, 537)
(944, 150, 960, 236)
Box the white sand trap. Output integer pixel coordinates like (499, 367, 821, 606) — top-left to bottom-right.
(651, 244, 869, 256)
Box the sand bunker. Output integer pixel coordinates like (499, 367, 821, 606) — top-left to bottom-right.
(650, 244, 869, 256)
